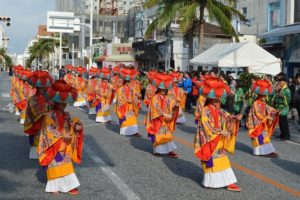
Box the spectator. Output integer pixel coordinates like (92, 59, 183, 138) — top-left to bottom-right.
(288, 77, 296, 120)
(295, 73, 300, 127)
(275, 78, 291, 140)
(181, 72, 193, 111)
(59, 66, 66, 80)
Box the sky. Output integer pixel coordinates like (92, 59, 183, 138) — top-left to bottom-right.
(0, 0, 55, 54)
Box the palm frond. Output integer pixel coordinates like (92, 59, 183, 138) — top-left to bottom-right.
(145, 18, 159, 39)
(207, 0, 239, 40)
(144, 0, 162, 8)
(179, 2, 198, 33)
(156, 1, 186, 29)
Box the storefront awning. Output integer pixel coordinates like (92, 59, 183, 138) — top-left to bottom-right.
(260, 23, 300, 38)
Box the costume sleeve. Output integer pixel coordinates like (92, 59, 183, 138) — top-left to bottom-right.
(38, 114, 63, 166)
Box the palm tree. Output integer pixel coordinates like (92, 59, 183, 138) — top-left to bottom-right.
(27, 38, 60, 69)
(144, 0, 246, 54)
(0, 48, 12, 70)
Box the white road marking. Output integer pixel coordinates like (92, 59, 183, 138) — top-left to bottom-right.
(83, 124, 102, 128)
(0, 103, 14, 113)
(1, 93, 10, 98)
(84, 145, 141, 200)
(286, 140, 300, 146)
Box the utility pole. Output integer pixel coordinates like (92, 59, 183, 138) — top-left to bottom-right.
(72, 43, 75, 66)
(89, 0, 94, 69)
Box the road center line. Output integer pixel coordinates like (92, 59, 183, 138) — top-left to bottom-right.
(173, 136, 300, 198)
(84, 145, 141, 200)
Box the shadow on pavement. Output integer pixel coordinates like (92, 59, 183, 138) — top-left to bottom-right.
(0, 175, 22, 194)
(0, 132, 38, 172)
(84, 134, 115, 167)
(271, 158, 300, 176)
(104, 122, 120, 134)
(162, 157, 204, 187)
(176, 124, 197, 134)
(129, 136, 153, 155)
(35, 167, 47, 184)
(235, 142, 253, 155)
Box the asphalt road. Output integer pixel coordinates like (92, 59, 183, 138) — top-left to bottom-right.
(0, 72, 299, 200)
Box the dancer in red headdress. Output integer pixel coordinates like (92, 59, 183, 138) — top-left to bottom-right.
(24, 70, 53, 159)
(87, 67, 99, 115)
(15, 69, 35, 125)
(194, 77, 242, 192)
(95, 68, 113, 123)
(146, 73, 179, 158)
(73, 67, 87, 107)
(38, 80, 83, 195)
(168, 72, 187, 123)
(246, 79, 279, 157)
(115, 68, 140, 136)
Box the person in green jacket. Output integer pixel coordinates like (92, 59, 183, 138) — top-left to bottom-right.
(234, 81, 245, 115)
(274, 78, 291, 140)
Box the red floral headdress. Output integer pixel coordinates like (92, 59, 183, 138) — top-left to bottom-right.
(66, 64, 75, 71)
(120, 68, 137, 81)
(113, 66, 121, 75)
(199, 78, 230, 99)
(100, 67, 112, 79)
(251, 79, 274, 96)
(89, 67, 99, 77)
(20, 69, 32, 81)
(169, 72, 181, 82)
(152, 73, 173, 90)
(28, 70, 53, 88)
(76, 66, 86, 75)
(46, 80, 78, 103)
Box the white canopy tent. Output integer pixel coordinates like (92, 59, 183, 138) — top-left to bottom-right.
(190, 42, 282, 75)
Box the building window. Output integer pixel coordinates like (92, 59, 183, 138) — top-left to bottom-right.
(268, 1, 281, 30)
(242, 7, 247, 17)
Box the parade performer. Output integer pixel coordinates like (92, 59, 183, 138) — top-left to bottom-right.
(144, 70, 157, 107)
(194, 78, 207, 125)
(87, 67, 99, 115)
(246, 80, 279, 157)
(64, 65, 75, 87)
(73, 67, 87, 107)
(24, 70, 53, 159)
(38, 80, 83, 195)
(115, 68, 140, 136)
(146, 73, 179, 157)
(194, 77, 242, 192)
(130, 69, 141, 117)
(11, 65, 23, 115)
(111, 66, 123, 103)
(15, 69, 34, 125)
(95, 68, 113, 123)
(169, 72, 186, 123)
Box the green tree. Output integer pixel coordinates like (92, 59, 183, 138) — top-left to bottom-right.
(27, 38, 61, 69)
(0, 48, 13, 69)
(144, 0, 246, 54)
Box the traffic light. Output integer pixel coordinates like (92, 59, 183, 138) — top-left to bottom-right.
(0, 16, 11, 26)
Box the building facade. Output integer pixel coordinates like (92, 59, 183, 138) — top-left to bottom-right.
(236, 0, 300, 77)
